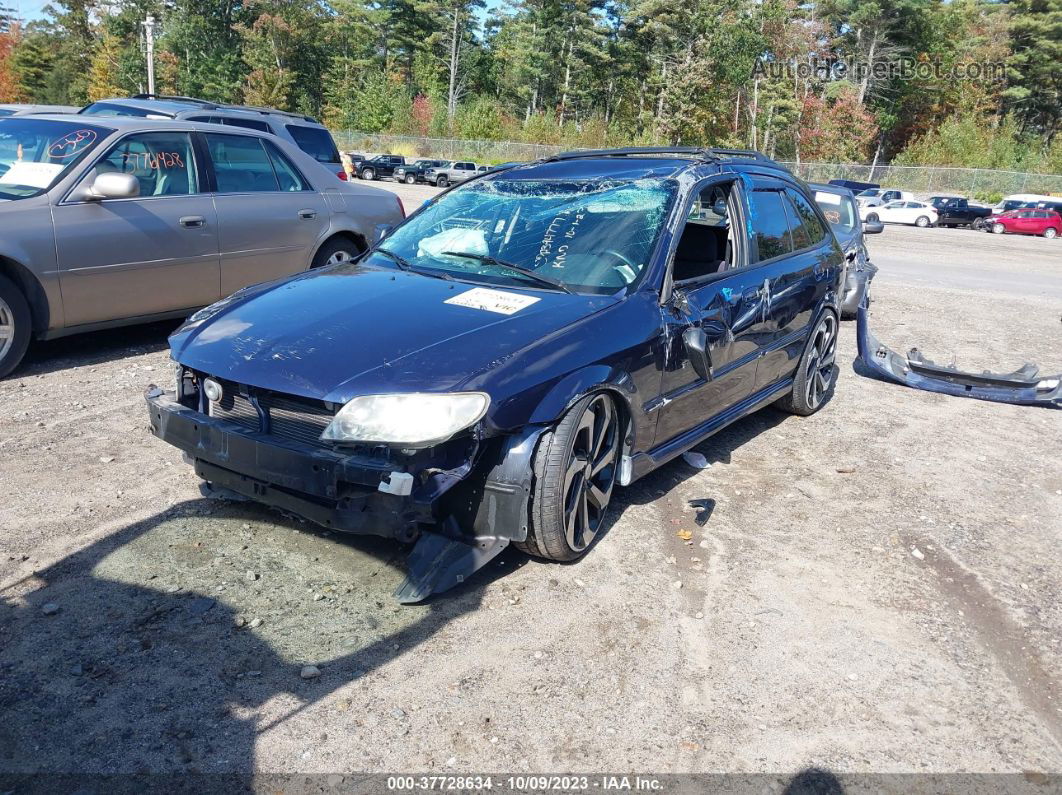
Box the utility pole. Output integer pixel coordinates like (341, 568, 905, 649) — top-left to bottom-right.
(142, 15, 156, 95)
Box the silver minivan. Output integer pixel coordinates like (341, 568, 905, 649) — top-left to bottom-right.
(0, 115, 405, 377)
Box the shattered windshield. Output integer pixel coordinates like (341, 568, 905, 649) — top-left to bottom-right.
(367, 177, 677, 294)
(0, 118, 110, 200)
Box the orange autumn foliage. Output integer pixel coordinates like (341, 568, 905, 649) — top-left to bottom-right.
(0, 30, 20, 102)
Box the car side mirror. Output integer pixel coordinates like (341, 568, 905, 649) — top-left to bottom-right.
(682, 327, 713, 381)
(863, 220, 884, 234)
(79, 172, 140, 201)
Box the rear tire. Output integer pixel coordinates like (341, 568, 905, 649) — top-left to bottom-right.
(1044, 227, 1058, 239)
(311, 237, 361, 269)
(516, 393, 621, 562)
(915, 215, 930, 228)
(776, 311, 838, 417)
(0, 274, 32, 380)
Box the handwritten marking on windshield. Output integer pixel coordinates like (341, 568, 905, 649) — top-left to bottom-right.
(47, 129, 98, 160)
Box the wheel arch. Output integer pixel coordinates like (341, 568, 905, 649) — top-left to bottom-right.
(0, 255, 51, 334)
(310, 230, 368, 267)
(525, 365, 639, 453)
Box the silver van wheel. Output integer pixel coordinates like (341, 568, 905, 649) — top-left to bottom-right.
(0, 296, 14, 362)
(326, 250, 354, 266)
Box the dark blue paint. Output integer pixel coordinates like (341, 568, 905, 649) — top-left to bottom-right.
(169, 155, 844, 476)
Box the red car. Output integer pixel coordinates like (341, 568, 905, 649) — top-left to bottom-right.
(984, 208, 1061, 238)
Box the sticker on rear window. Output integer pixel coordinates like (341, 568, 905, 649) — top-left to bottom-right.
(814, 191, 842, 205)
(445, 287, 541, 315)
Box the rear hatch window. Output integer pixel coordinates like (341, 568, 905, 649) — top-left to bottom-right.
(285, 124, 341, 164)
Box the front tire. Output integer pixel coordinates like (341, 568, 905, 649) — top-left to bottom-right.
(436, 175, 448, 188)
(405, 173, 416, 185)
(362, 168, 375, 181)
(517, 393, 621, 562)
(0, 274, 32, 379)
(777, 311, 838, 416)
(992, 223, 1005, 234)
(1044, 227, 1058, 239)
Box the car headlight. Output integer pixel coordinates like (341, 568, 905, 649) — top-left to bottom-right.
(320, 392, 490, 447)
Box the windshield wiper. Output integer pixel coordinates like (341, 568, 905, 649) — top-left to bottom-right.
(376, 247, 454, 281)
(441, 251, 574, 294)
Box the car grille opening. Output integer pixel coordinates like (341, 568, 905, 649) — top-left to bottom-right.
(204, 379, 336, 449)
(208, 391, 259, 432)
(265, 394, 334, 448)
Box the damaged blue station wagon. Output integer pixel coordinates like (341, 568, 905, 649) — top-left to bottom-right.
(146, 148, 845, 601)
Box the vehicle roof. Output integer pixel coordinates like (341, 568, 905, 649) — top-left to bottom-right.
(80, 96, 322, 125)
(807, 181, 855, 199)
(19, 114, 283, 136)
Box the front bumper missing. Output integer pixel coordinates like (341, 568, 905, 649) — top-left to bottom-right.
(856, 306, 1062, 407)
(145, 388, 537, 601)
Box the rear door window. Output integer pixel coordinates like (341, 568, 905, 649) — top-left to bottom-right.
(205, 133, 279, 193)
(263, 140, 309, 191)
(749, 190, 794, 261)
(285, 124, 340, 164)
(93, 131, 198, 196)
(783, 188, 827, 250)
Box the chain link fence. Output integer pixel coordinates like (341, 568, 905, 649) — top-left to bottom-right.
(779, 162, 1062, 198)
(334, 131, 1062, 199)
(333, 132, 564, 163)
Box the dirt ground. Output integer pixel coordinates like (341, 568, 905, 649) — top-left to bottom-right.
(1, 189, 1060, 779)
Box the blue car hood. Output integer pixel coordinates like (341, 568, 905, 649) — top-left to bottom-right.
(170, 264, 613, 403)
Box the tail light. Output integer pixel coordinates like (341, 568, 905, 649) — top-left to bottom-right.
(337, 171, 348, 181)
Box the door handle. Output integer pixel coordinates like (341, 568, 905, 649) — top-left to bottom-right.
(298, 209, 318, 220)
(179, 216, 205, 228)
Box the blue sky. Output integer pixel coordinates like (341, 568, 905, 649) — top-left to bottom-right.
(13, 0, 51, 23)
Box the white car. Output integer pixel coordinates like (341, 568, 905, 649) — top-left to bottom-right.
(855, 188, 913, 207)
(860, 200, 938, 227)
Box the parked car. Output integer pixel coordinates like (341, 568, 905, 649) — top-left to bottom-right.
(356, 154, 406, 181)
(145, 147, 845, 602)
(0, 104, 80, 117)
(0, 115, 404, 378)
(855, 188, 913, 208)
(79, 95, 348, 181)
(393, 159, 449, 184)
(930, 196, 993, 228)
(982, 208, 1061, 238)
(860, 199, 938, 227)
(992, 193, 1056, 214)
(828, 179, 879, 193)
(811, 182, 882, 318)
(424, 160, 478, 187)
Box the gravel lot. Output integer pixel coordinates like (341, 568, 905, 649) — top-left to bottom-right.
(1, 180, 1059, 779)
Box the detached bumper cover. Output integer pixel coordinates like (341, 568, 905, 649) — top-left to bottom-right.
(856, 306, 1062, 407)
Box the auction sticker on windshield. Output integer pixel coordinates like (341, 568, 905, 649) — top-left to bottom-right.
(444, 287, 541, 315)
(0, 161, 64, 188)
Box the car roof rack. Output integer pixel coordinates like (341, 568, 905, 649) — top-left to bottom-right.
(215, 103, 319, 124)
(541, 146, 787, 170)
(130, 94, 219, 109)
